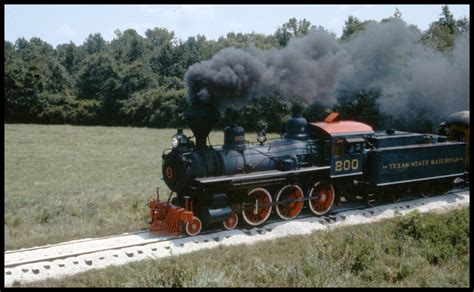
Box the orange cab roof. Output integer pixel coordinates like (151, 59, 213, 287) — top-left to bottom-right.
(310, 121, 374, 135)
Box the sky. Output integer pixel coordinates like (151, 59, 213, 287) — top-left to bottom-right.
(4, 4, 470, 47)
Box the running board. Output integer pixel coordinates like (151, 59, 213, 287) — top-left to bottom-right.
(195, 166, 331, 185)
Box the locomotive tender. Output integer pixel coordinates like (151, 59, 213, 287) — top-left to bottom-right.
(149, 102, 467, 236)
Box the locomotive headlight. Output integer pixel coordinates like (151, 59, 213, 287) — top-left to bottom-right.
(171, 135, 179, 148)
(257, 127, 267, 144)
(171, 129, 189, 148)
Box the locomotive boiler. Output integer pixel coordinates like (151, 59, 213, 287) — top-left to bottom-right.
(149, 102, 468, 236)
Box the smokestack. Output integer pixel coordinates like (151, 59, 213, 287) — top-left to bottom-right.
(184, 103, 220, 148)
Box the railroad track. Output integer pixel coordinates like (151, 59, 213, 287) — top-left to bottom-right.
(4, 188, 469, 286)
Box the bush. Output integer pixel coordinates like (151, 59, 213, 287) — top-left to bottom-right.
(394, 210, 469, 265)
(35, 92, 77, 124)
(69, 99, 103, 125)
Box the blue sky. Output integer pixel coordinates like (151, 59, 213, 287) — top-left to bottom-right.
(5, 5, 470, 47)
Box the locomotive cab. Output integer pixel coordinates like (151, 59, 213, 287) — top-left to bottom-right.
(309, 112, 374, 178)
(331, 136, 366, 177)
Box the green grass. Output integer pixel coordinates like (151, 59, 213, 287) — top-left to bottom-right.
(4, 124, 279, 250)
(18, 208, 469, 287)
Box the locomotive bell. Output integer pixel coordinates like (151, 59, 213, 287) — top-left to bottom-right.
(223, 125, 246, 150)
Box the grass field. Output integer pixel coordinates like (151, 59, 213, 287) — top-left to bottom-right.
(4, 124, 279, 250)
(18, 208, 470, 287)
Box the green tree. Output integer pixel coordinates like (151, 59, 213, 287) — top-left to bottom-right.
(440, 5, 456, 33)
(218, 96, 290, 132)
(5, 57, 46, 122)
(69, 99, 103, 125)
(46, 62, 73, 94)
(5, 37, 73, 123)
(100, 60, 159, 125)
(111, 29, 146, 64)
(76, 54, 119, 100)
(56, 42, 82, 76)
(118, 88, 187, 127)
(35, 92, 77, 124)
(5, 40, 14, 61)
(120, 61, 158, 96)
(422, 5, 469, 51)
(334, 89, 382, 129)
(456, 17, 469, 33)
(144, 28, 181, 82)
(381, 8, 403, 23)
(84, 33, 108, 55)
(394, 8, 402, 19)
(5, 11, 468, 130)
(340, 16, 373, 41)
(21, 37, 55, 58)
(274, 18, 312, 47)
(14, 37, 28, 51)
(215, 32, 279, 51)
(150, 44, 182, 82)
(145, 27, 175, 48)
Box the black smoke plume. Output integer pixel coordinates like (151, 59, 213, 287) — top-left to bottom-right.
(185, 19, 469, 130)
(185, 28, 347, 111)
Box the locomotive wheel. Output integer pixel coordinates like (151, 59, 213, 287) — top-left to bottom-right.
(384, 189, 401, 203)
(391, 193, 401, 203)
(242, 188, 273, 226)
(419, 188, 432, 198)
(275, 185, 304, 220)
(366, 193, 381, 206)
(223, 211, 239, 230)
(308, 181, 335, 216)
(436, 181, 453, 195)
(420, 190, 431, 198)
(185, 217, 202, 236)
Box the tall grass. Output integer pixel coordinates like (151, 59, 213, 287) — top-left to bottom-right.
(19, 208, 469, 287)
(4, 124, 278, 250)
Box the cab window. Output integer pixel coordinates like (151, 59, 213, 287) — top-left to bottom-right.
(345, 137, 365, 155)
(347, 142, 362, 154)
(323, 140, 331, 161)
(334, 138, 345, 158)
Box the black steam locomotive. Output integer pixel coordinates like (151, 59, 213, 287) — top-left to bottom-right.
(149, 102, 468, 236)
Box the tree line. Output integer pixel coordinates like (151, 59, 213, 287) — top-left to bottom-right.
(4, 6, 469, 132)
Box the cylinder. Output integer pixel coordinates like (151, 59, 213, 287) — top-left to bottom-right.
(201, 206, 233, 224)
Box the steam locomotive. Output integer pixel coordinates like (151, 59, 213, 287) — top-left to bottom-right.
(148, 102, 468, 236)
